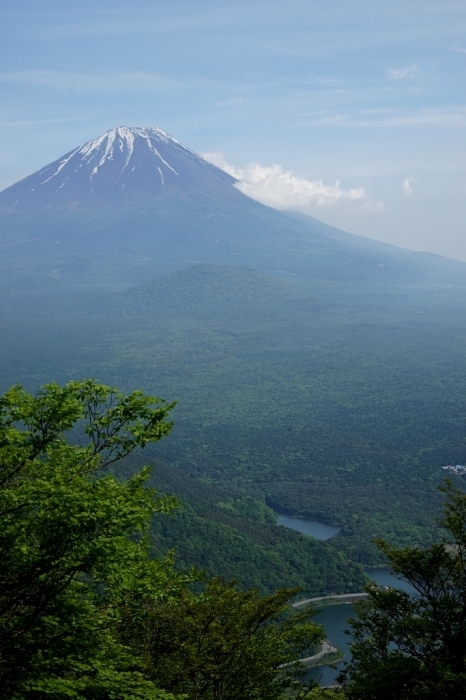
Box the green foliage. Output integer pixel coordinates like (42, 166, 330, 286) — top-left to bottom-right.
(121, 577, 324, 700)
(214, 494, 277, 523)
(339, 481, 466, 699)
(0, 379, 335, 700)
(116, 454, 368, 596)
(0, 379, 184, 699)
(150, 503, 367, 597)
(303, 690, 345, 700)
(113, 264, 308, 316)
(3, 269, 466, 567)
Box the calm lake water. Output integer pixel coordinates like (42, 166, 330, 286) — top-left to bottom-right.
(305, 569, 415, 686)
(277, 513, 415, 686)
(277, 513, 341, 540)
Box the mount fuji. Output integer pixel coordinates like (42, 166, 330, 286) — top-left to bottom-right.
(0, 127, 237, 212)
(0, 126, 465, 290)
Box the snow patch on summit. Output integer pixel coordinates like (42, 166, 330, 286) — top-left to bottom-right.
(35, 126, 184, 188)
(74, 127, 181, 183)
(140, 132, 178, 175)
(40, 148, 81, 185)
(0, 124, 239, 212)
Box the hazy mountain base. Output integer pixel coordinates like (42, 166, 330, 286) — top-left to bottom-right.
(2, 199, 466, 293)
(113, 453, 368, 596)
(4, 124, 466, 590)
(1, 265, 466, 565)
(111, 264, 310, 315)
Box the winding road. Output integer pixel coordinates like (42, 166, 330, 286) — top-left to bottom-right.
(292, 592, 369, 667)
(293, 592, 369, 608)
(300, 641, 339, 666)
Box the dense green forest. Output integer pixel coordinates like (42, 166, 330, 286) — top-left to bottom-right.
(3, 115, 466, 697)
(339, 482, 466, 699)
(3, 378, 466, 698)
(116, 453, 367, 596)
(0, 379, 327, 699)
(1, 265, 466, 566)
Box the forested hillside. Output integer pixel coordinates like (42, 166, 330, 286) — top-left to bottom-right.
(0, 380, 327, 699)
(115, 453, 367, 595)
(1, 265, 466, 565)
(111, 264, 309, 315)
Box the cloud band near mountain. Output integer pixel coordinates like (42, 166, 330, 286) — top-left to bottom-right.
(203, 152, 384, 215)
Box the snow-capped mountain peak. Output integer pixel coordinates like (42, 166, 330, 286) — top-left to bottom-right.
(0, 126, 236, 212)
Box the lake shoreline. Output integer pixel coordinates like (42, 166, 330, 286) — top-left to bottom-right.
(275, 512, 341, 541)
(278, 510, 415, 685)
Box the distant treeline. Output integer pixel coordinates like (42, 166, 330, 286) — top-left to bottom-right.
(115, 453, 367, 596)
(2, 264, 466, 566)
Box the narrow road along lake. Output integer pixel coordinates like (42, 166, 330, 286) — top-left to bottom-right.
(305, 569, 415, 686)
(277, 512, 415, 686)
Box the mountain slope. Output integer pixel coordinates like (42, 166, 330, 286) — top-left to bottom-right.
(0, 126, 237, 212)
(0, 125, 465, 292)
(113, 452, 367, 596)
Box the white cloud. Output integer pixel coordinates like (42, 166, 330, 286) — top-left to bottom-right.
(216, 97, 245, 106)
(386, 64, 419, 80)
(202, 152, 384, 215)
(403, 178, 414, 195)
(448, 42, 466, 55)
(0, 117, 93, 127)
(0, 70, 179, 93)
(303, 106, 466, 128)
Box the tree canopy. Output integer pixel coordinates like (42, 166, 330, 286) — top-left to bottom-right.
(339, 481, 466, 699)
(121, 577, 322, 700)
(0, 379, 185, 698)
(0, 379, 324, 700)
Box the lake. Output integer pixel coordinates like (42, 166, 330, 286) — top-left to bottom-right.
(276, 513, 341, 540)
(277, 513, 415, 686)
(305, 568, 415, 686)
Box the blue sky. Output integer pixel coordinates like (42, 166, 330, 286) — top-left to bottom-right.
(2, 0, 466, 259)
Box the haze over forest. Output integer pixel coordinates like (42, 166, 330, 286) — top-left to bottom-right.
(2, 0, 466, 599)
(2, 3, 466, 697)
(2, 119, 466, 574)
